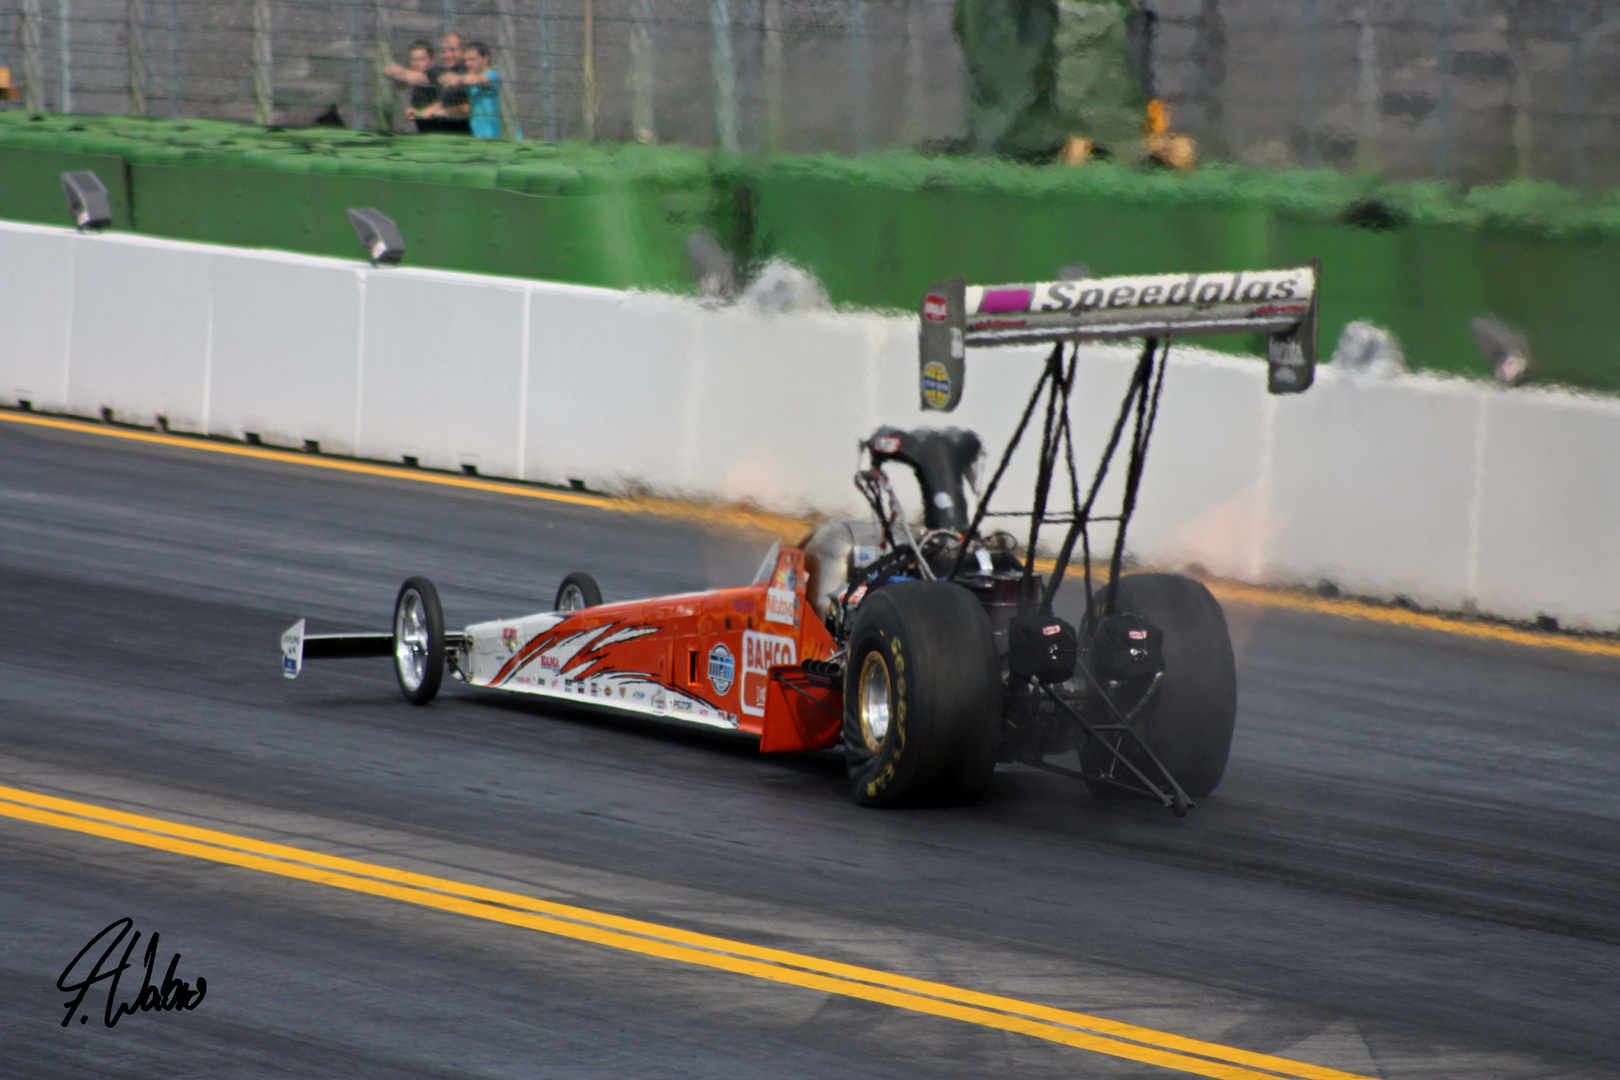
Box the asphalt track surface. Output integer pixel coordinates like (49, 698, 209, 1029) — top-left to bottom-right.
(1, 415, 1616, 1079)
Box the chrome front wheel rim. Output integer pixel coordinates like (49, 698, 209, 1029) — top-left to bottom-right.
(556, 584, 588, 613)
(395, 590, 427, 691)
(857, 649, 892, 754)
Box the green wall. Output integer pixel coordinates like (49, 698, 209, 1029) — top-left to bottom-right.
(4, 113, 1619, 392)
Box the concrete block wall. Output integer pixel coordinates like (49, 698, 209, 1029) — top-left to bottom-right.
(4, 220, 1616, 631)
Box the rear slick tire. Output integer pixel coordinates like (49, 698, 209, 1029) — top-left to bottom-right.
(1098, 573, 1236, 798)
(843, 581, 1001, 807)
(393, 576, 445, 705)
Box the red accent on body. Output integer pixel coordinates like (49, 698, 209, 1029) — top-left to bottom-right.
(759, 669, 843, 752)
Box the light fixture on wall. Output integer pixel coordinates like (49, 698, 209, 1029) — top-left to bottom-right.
(1470, 317, 1532, 386)
(61, 171, 113, 232)
(346, 209, 406, 267)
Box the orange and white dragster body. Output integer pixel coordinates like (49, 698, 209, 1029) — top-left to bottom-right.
(457, 547, 843, 753)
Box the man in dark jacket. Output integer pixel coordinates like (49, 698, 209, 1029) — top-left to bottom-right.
(955, 0, 1147, 160)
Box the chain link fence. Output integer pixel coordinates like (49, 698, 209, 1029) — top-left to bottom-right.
(0, 0, 1616, 186)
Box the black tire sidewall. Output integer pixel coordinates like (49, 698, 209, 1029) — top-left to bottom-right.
(843, 582, 1001, 807)
(843, 594, 919, 805)
(394, 576, 445, 705)
(555, 572, 604, 611)
(1102, 573, 1236, 798)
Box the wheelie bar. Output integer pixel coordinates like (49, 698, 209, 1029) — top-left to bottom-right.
(1035, 673, 1194, 817)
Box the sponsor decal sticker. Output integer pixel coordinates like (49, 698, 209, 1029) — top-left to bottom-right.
(923, 293, 949, 322)
(672, 699, 692, 713)
(847, 581, 869, 607)
(979, 288, 1032, 314)
(502, 627, 519, 653)
(1128, 628, 1148, 640)
(1042, 624, 1062, 636)
(280, 620, 303, 679)
(870, 434, 901, 455)
(921, 361, 952, 409)
(708, 643, 736, 696)
(652, 691, 667, 714)
(540, 655, 561, 671)
(765, 588, 797, 625)
(741, 630, 796, 717)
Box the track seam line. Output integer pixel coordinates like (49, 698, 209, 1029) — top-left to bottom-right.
(0, 785, 1369, 1080)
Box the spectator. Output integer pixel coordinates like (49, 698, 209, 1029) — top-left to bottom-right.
(441, 41, 519, 140)
(381, 40, 444, 132)
(432, 33, 472, 136)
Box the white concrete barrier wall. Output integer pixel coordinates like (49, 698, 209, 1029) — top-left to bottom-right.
(3, 220, 1616, 631)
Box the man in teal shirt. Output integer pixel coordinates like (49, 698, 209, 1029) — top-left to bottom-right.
(443, 41, 522, 139)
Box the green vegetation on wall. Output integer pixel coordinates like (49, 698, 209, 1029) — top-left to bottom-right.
(3, 113, 1619, 393)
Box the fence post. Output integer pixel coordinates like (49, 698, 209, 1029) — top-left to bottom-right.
(372, 1, 394, 131)
(539, 0, 555, 140)
(630, 0, 655, 142)
(494, 0, 520, 138)
(252, 0, 273, 125)
(847, 0, 868, 152)
(583, 0, 597, 139)
(1353, 0, 1380, 173)
(128, 0, 147, 116)
(1188, 0, 1225, 156)
(20, 0, 43, 111)
(166, 0, 180, 116)
(1508, 1, 1533, 179)
(1300, 0, 1320, 166)
(346, 0, 365, 130)
(56, 0, 72, 113)
(901, 0, 924, 146)
(1565, 0, 1589, 187)
(1435, 0, 1454, 179)
(711, 0, 737, 150)
(762, 0, 782, 152)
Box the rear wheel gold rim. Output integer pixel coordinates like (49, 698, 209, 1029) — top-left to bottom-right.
(857, 650, 892, 754)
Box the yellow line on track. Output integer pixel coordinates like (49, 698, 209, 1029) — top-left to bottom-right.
(0, 410, 809, 541)
(7, 407, 1614, 659)
(1204, 581, 1620, 659)
(0, 784, 1368, 1080)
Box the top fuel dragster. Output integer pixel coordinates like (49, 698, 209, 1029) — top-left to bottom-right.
(282, 262, 1319, 811)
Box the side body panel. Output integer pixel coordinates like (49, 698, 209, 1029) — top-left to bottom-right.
(460, 548, 841, 748)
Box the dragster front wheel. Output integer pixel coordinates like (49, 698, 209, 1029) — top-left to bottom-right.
(843, 581, 1001, 807)
(1096, 573, 1236, 798)
(393, 576, 446, 705)
(554, 572, 603, 612)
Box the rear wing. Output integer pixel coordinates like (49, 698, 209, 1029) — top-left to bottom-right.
(918, 263, 1319, 411)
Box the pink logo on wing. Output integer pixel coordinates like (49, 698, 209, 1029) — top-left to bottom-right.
(979, 289, 1032, 315)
